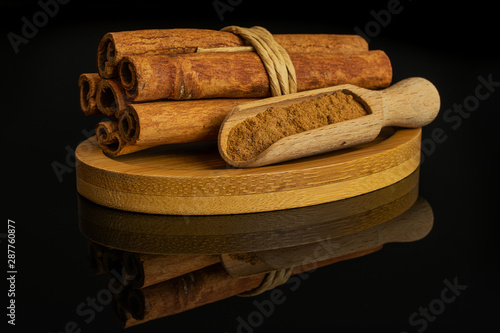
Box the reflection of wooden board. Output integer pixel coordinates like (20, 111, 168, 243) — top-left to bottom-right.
(78, 169, 419, 254)
(76, 127, 421, 215)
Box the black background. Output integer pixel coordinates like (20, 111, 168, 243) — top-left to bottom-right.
(2, 0, 499, 332)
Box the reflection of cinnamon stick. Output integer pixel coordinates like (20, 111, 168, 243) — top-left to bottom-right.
(123, 253, 220, 289)
(87, 241, 106, 275)
(112, 298, 142, 329)
(121, 247, 381, 328)
(118, 98, 256, 148)
(96, 79, 129, 117)
(101, 246, 124, 276)
(78, 73, 102, 116)
(119, 51, 392, 102)
(98, 29, 368, 78)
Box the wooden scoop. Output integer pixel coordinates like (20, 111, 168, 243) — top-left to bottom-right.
(218, 77, 440, 167)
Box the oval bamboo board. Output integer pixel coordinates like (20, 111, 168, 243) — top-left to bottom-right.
(76, 127, 421, 215)
(78, 169, 420, 254)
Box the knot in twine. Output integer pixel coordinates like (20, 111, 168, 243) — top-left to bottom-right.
(221, 26, 297, 97)
(238, 268, 294, 297)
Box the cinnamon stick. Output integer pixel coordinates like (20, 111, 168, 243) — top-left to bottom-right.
(96, 121, 118, 144)
(96, 79, 129, 117)
(122, 253, 220, 289)
(118, 98, 257, 150)
(121, 247, 381, 327)
(119, 51, 392, 102)
(101, 246, 124, 276)
(95, 120, 150, 157)
(87, 241, 106, 275)
(112, 298, 143, 329)
(98, 29, 368, 78)
(78, 73, 102, 116)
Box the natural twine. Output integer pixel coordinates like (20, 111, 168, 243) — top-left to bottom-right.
(214, 26, 297, 296)
(220, 26, 297, 96)
(238, 268, 294, 297)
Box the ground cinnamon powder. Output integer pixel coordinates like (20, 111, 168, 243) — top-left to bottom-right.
(226, 91, 368, 162)
(228, 253, 260, 265)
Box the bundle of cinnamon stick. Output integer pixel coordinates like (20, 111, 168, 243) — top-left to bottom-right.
(87, 241, 381, 328)
(78, 28, 392, 157)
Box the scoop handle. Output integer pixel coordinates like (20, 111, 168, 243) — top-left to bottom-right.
(381, 77, 440, 127)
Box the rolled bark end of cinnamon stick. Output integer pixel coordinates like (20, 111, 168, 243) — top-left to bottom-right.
(96, 121, 119, 145)
(78, 73, 102, 116)
(123, 252, 145, 288)
(118, 58, 136, 91)
(96, 120, 155, 157)
(128, 289, 146, 321)
(112, 297, 144, 329)
(111, 299, 128, 327)
(97, 33, 117, 78)
(87, 241, 105, 275)
(96, 79, 129, 117)
(101, 247, 124, 275)
(118, 108, 139, 143)
(119, 55, 167, 101)
(96, 120, 139, 157)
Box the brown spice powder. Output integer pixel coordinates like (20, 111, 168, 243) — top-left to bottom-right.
(228, 253, 260, 265)
(226, 91, 368, 162)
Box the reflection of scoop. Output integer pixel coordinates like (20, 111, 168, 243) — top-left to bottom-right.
(222, 196, 434, 278)
(219, 77, 440, 167)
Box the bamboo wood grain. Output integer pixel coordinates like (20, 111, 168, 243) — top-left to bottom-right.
(219, 77, 440, 167)
(75, 127, 420, 215)
(77, 168, 419, 254)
